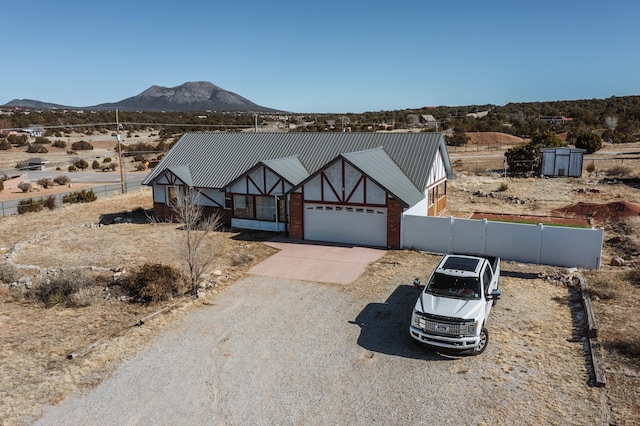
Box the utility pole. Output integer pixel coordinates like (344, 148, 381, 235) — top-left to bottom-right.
(116, 108, 126, 194)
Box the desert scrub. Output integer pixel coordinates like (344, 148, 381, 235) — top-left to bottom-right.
(62, 189, 97, 204)
(231, 253, 255, 266)
(606, 165, 632, 177)
(0, 260, 19, 284)
(17, 198, 43, 214)
(120, 263, 187, 303)
(53, 175, 70, 185)
(17, 182, 31, 193)
(37, 178, 54, 188)
(497, 182, 509, 192)
(588, 275, 625, 300)
(29, 269, 95, 308)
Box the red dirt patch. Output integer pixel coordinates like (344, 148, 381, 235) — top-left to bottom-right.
(552, 201, 640, 224)
(470, 212, 590, 226)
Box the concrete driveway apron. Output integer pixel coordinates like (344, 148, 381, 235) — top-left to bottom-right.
(248, 238, 385, 284)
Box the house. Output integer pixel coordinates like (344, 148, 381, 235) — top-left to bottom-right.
(143, 132, 453, 248)
(538, 115, 573, 125)
(419, 115, 438, 128)
(25, 158, 50, 171)
(540, 148, 586, 177)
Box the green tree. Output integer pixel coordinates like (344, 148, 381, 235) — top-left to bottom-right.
(505, 130, 566, 175)
(445, 129, 470, 147)
(27, 144, 48, 153)
(74, 159, 89, 170)
(575, 132, 602, 154)
(92, 160, 100, 170)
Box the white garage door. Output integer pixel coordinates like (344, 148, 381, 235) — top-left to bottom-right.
(303, 203, 387, 247)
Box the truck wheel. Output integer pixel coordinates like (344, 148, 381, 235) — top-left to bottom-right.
(472, 327, 489, 355)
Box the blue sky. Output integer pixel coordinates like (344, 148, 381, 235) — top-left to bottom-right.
(2, 0, 639, 113)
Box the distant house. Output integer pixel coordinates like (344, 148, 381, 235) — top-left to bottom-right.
(25, 158, 50, 171)
(540, 148, 585, 177)
(466, 111, 489, 119)
(143, 132, 453, 248)
(419, 115, 438, 128)
(538, 116, 573, 125)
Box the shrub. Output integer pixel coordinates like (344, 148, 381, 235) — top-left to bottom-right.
(575, 132, 602, 154)
(102, 163, 117, 171)
(92, 160, 100, 170)
(8, 134, 28, 146)
(136, 163, 147, 171)
(30, 270, 94, 308)
(497, 182, 509, 192)
(74, 159, 89, 170)
(68, 165, 76, 172)
(66, 150, 77, 155)
(0, 138, 10, 150)
(103, 157, 112, 163)
(120, 263, 187, 303)
(17, 182, 31, 193)
(54, 175, 70, 185)
(71, 140, 94, 150)
(52, 140, 67, 148)
(37, 178, 54, 188)
(62, 189, 97, 204)
(0, 179, 3, 192)
(0, 260, 19, 284)
(43, 195, 57, 210)
(34, 136, 51, 144)
(627, 267, 640, 287)
(606, 165, 632, 177)
(26, 144, 48, 153)
(586, 162, 596, 174)
(17, 198, 43, 214)
(15, 160, 27, 169)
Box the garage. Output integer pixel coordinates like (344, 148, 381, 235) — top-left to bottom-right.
(303, 203, 387, 247)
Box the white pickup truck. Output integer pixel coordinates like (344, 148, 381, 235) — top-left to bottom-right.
(410, 254, 501, 355)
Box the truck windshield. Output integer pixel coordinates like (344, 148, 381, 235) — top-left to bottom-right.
(425, 272, 481, 299)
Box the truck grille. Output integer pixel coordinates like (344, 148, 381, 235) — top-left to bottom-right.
(414, 312, 474, 337)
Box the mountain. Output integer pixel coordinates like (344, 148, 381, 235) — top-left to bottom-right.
(3, 99, 69, 110)
(92, 81, 278, 112)
(2, 81, 280, 112)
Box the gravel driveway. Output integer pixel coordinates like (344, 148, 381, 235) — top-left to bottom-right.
(35, 272, 601, 425)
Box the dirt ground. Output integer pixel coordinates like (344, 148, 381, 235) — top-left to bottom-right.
(1, 135, 639, 424)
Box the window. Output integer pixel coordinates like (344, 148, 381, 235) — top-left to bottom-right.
(167, 186, 182, 207)
(255, 196, 276, 221)
(482, 266, 493, 295)
(232, 194, 280, 222)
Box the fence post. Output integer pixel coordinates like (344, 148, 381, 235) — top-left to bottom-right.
(449, 216, 455, 253)
(537, 223, 544, 264)
(482, 219, 488, 254)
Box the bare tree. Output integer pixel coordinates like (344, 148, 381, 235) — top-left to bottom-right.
(170, 186, 223, 295)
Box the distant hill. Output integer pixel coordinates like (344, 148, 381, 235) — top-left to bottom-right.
(3, 99, 69, 110)
(2, 81, 280, 112)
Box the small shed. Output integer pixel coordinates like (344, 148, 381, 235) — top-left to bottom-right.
(25, 158, 51, 171)
(540, 148, 586, 177)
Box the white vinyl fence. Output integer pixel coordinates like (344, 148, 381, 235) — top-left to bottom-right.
(402, 214, 604, 270)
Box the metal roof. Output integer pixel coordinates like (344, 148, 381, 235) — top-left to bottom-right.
(143, 132, 452, 205)
(341, 147, 424, 207)
(261, 156, 309, 186)
(167, 165, 194, 187)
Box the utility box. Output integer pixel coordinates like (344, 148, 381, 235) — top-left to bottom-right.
(540, 148, 586, 177)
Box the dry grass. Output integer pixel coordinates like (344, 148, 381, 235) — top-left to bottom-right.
(0, 191, 277, 425)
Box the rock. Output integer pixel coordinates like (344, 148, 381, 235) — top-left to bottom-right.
(213, 270, 222, 276)
(197, 291, 206, 299)
(610, 257, 625, 267)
